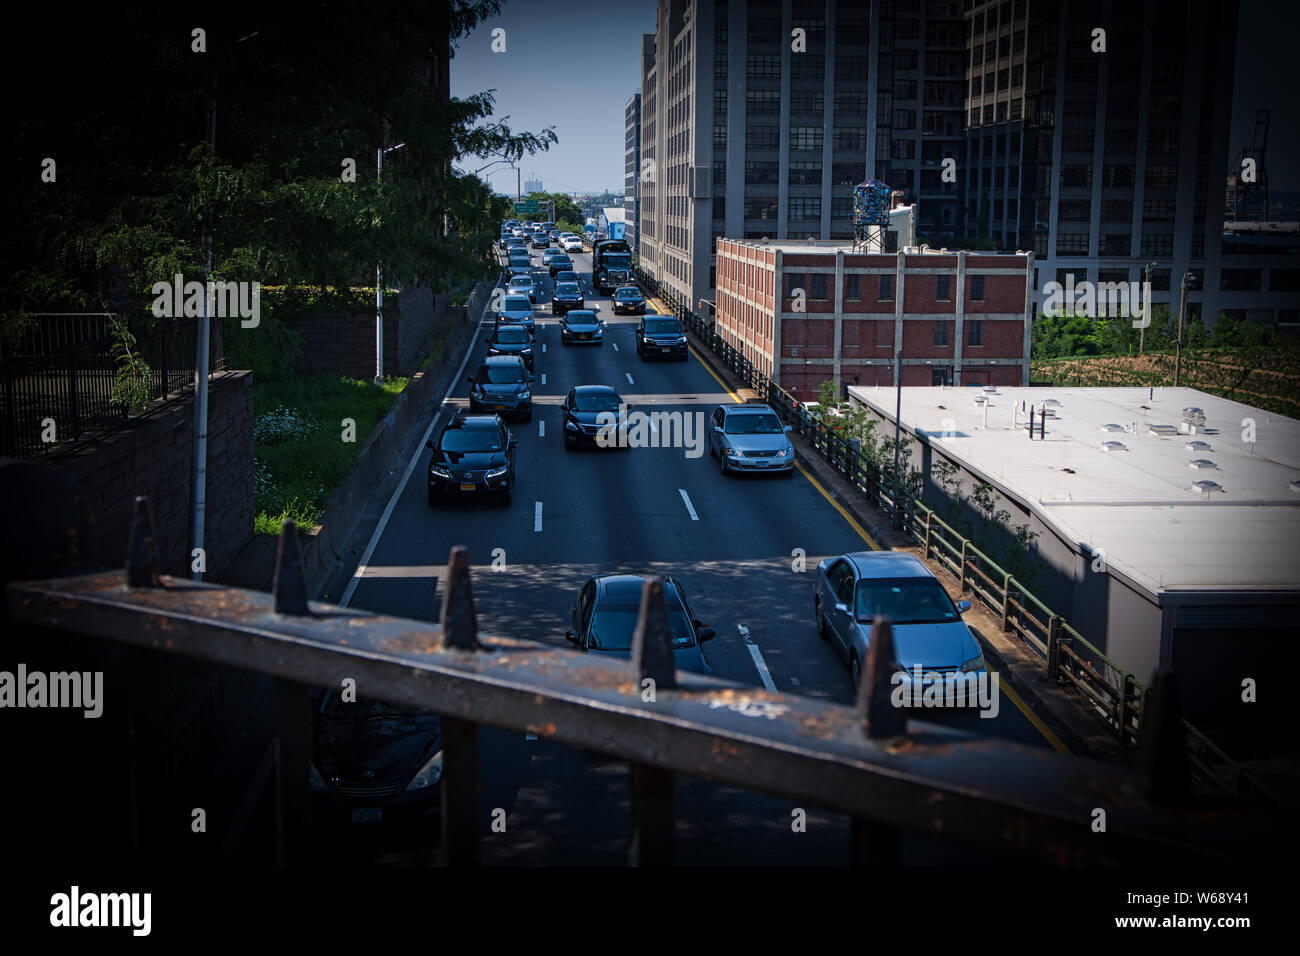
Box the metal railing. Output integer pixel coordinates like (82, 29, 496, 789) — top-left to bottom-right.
(2, 480, 1285, 866)
(0, 313, 227, 458)
(629, 265, 1278, 803)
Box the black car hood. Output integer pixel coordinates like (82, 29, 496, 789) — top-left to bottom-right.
(313, 713, 441, 785)
(437, 449, 506, 467)
(569, 409, 620, 426)
(477, 383, 525, 398)
(490, 341, 530, 353)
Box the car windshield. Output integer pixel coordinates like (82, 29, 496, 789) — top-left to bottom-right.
(482, 365, 526, 384)
(552, 257, 570, 265)
(617, 288, 642, 298)
(557, 273, 577, 282)
(320, 691, 427, 718)
(556, 283, 580, 295)
(503, 297, 530, 311)
(572, 391, 621, 413)
(854, 578, 959, 625)
(645, 319, 680, 334)
(496, 328, 529, 344)
(511, 276, 532, 286)
(440, 427, 503, 453)
(725, 412, 783, 434)
(566, 313, 597, 326)
(589, 604, 694, 651)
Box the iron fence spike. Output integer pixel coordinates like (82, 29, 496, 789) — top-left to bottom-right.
(126, 496, 159, 588)
(273, 520, 310, 615)
(439, 545, 481, 650)
(857, 615, 907, 738)
(631, 576, 678, 690)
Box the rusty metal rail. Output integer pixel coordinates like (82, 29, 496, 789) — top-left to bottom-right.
(2, 488, 1289, 866)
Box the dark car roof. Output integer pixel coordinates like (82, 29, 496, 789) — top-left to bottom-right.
(446, 412, 503, 430)
(723, 403, 778, 415)
(616, 287, 643, 295)
(494, 323, 528, 334)
(594, 573, 681, 603)
(565, 310, 597, 320)
(481, 354, 527, 368)
(842, 550, 934, 579)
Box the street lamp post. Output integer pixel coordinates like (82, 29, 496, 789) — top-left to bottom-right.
(375, 142, 406, 385)
(893, 349, 903, 530)
(1174, 270, 1193, 388)
(1141, 262, 1157, 355)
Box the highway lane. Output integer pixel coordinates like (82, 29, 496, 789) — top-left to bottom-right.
(319, 245, 1050, 864)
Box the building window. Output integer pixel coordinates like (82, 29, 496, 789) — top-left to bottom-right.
(790, 126, 824, 150)
(1140, 234, 1174, 257)
(845, 274, 861, 300)
(785, 272, 806, 297)
(834, 91, 870, 113)
(877, 321, 893, 347)
(714, 89, 728, 116)
(934, 321, 949, 346)
(713, 161, 726, 186)
(1057, 233, 1090, 255)
(745, 198, 778, 220)
(715, 55, 727, 79)
(745, 160, 779, 184)
(788, 197, 822, 220)
(746, 90, 781, 115)
(747, 55, 782, 79)
(790, 90, 824, 114)
(790, 162, 822, 185)
(714, 125, 727, 149)
(1220, 269, 1263, 292)
(936, 274, 951, 300)
(791, 54, 825, 80)
(970, 275, 985, 300)
(879, 274, 895, 300)
(811, 274, 829, 299)
(746, 126, 780, 149)
(836, 56, 870, 79)
(967, 320, 983, 346)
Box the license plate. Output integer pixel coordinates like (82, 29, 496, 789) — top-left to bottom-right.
(661, 348, 671, 353)
(757, 460, 768, 468)
(352, 808, 382, 823)
(495, 404, 506, 410)
(459, 483, 476, 491)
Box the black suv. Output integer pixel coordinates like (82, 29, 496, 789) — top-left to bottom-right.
(468, 355, 534, 422)
(565, 574, 716, 675)
(551, 281, 585, 316)
(547, 253, 574, 277)
(635, 315, 688, 361)
(487, 323, 535, 369)
(426, 411, 517, 505)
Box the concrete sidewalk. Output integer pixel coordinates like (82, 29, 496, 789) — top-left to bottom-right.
(669, 306, 1129, 762)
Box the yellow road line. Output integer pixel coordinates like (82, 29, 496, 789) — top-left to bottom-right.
(794, 461, 882, 551)
(995, 672, 1072, 753)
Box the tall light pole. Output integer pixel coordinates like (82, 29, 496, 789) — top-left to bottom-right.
(893, 349, 903, 530)
(375, 142, 406, 385)
(1141, 261, 1157, 355)
(1174, 270, 1193, 388)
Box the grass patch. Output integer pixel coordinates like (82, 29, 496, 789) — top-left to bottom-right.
(252, 374, 408, 535)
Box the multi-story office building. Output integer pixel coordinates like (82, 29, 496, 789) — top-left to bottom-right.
(715, 237, 1033, 396)
(523, 174, 544, 194)
(625, 93, 642, 254)
(962, 0, 1270, 325)
(638, 0, 968, 318)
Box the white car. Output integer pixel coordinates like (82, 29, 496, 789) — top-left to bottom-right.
(561, 236, 584, 252)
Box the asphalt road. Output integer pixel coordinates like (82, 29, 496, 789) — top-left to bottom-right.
(313, 245, 1057, 865)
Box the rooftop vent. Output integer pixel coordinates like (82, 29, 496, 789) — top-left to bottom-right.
(1185, 440, 1212, 451)
(1043, 398, 1062, 407)
(1101, 423, 1125, 433)
(982, 385, 999, 393)
(1190, 480, 1224, 496)
(1182, 407, 1207, 425)
(1291, 479, 1300, 493)
(1188, 459, 1218, 470)
(1148, 424, 1180, 437)
(973, 395, 989, 405)
(1101, 440, 1127, 452)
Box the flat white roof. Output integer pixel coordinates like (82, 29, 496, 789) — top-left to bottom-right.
(602, 207, 626, 223)
(845, 384, 1300, 597)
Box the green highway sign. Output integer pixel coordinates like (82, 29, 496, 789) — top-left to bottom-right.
(514, 201, 539, 214)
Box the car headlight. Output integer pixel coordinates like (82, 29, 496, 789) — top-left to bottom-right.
(521, 347, 532, 353)
(777, 447, 793, 458)
(565, 420, 580, 431)
(485, 465, 509, 479)
(518, 390, 531, 400)
(430, 465, 451, 478)
(961, 655, 986, 672)
(727, 447, 743, 457)
(310, 763, 329, 793)
(406, 750, 444, 791)
(674, 336, 687, 344)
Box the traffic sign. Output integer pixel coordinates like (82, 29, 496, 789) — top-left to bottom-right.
(514, 201, 538, 214)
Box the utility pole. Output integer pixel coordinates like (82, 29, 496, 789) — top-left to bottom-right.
(1174, 270, 1192, 387)
(893, 349, 903, 530)
(376, 143, 406, 385)
(1141, 262, 1157, 355)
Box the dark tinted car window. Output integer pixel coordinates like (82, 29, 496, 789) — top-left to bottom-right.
(483, 365, 526, 384)
(440, 427, 503, 453)
(572, 391, 621, 413)
(589, 603, 694, 650)
(496, 328, 529, 344)
(555, 283, 581, 295)
(644, 318, 681, 334)
(724, 412, 783, 434)
(503, 296, 531, 310)
(855, 577, 958, 624)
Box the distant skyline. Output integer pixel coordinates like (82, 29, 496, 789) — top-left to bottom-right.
(450, 0, 655, 195)
(452, 0, 1297, 197)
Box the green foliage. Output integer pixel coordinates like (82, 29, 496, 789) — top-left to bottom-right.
(931, 460, 1040, 587)
(521, 192, 582, 226)
(107, 316, 152, 413)
(251, 374, 407, 534)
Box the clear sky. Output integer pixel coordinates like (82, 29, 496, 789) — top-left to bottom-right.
(450, 0, 657, 195)
(450, 0, 1298, 197)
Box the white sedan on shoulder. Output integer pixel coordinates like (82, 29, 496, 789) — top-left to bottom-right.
(561, 235, 584, 252)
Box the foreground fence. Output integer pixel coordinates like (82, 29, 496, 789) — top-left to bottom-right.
(631, 266, 1277, 803)
(1, 471, 1285, 865)
(0, 313, 226, 458)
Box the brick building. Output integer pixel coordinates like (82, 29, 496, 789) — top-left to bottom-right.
(714, 239, 1033, 397)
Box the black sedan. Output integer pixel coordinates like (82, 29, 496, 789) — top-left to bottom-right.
(547, 254, 574, 278)
(559, 309, 602, 346)
(635, 315, 688, 361)
(612, 286, 647, 314)
(531, 233, 550, 248)
(566, 574, 716, 675)
(561, 384, 629, 449)
(487, 323, 535, 369)
(468, 355, 534, 422)
(426, 410, 517, 505)
(309, 688, 444, 825)
(551, 281, 585, 316)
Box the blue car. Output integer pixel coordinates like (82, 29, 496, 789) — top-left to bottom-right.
(566, 574, 716, 674)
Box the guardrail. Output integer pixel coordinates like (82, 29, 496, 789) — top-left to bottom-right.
(2, 474, 1285, 865)
(628, 265, 1278, 803)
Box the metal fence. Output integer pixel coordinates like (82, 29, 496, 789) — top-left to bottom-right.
(2, 485, 1285, 866)
(629, 265, 1278, 803)
(0, 313, 226, 458)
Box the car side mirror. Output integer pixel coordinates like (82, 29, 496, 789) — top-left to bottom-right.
(425, 439, 435, 450)
(956, 600, 971, 614)
(466, 375, 476, 385)
(712, 426, 723, 434)
(509, 437, 518, 447)
(560, 402, 569, 412)
(564, 630, 581, 646)
(697, 627, 716, 642)
(783, 424, 793, 432)
(834, 602, 850, 615)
